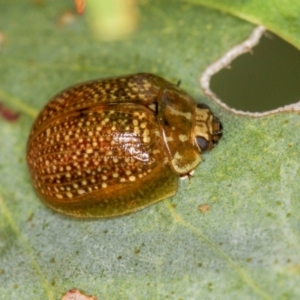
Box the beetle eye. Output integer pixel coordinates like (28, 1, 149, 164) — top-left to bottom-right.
(196, 136, 210, 152)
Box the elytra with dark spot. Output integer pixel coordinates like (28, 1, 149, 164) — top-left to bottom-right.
(26, 73, 222, 218)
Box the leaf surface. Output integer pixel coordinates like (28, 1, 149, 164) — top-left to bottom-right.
(0, 1, 300, 299)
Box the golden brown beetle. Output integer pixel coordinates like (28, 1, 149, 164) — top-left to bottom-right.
(26, 73, 222, 218)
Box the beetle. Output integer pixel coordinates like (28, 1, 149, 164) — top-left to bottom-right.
(26, 73, 222, 218)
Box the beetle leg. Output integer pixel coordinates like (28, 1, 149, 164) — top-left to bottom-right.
(179, 170, 194, 181)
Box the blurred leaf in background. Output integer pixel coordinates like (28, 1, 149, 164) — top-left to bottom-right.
(87, 0, 139, 40)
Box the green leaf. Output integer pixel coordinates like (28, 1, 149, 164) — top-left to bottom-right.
(189, 0, 300, 49)
(1, 1, 300, 299)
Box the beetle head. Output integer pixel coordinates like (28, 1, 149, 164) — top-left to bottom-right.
(195, 104, 222, 152)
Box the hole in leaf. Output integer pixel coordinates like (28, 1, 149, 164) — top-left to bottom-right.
(210, 32, 300, 112)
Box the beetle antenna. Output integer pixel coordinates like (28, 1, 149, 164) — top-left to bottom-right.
(176, 79, 181, 87)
